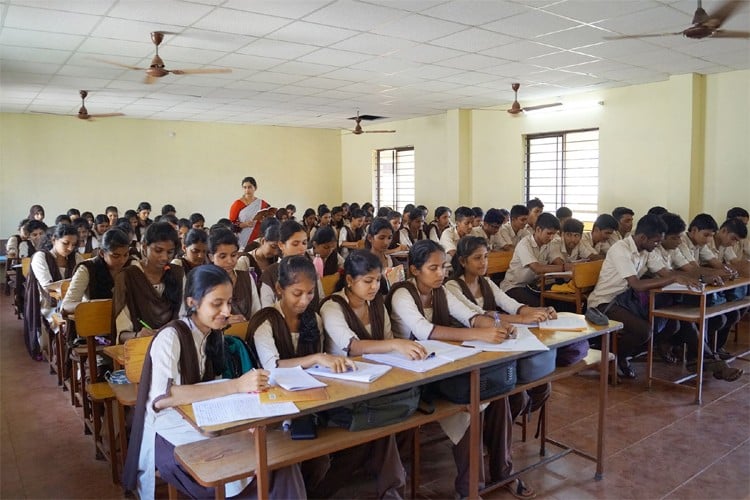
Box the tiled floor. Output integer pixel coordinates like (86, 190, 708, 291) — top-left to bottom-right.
(1, 290, 748, 499)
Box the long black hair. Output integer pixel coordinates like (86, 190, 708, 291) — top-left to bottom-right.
(278, 255, 320, 346)
(409, 239, 445, 271)
(184, 265, 232, 376)
(451, 236, 488, 279)
(143, 222, 182, 308)
(336, 249, 382, 292)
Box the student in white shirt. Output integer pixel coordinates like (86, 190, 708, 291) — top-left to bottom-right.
(398, 207, 427, 249)
(427, 206, 452, 244)
(470, 208, 505, 251)
(259, 221, 313, 308)
(726, 207, 750, 260)
(608, 206, 635, 245)
(122, 265, 304, 500)
(387, 240, 521, 499)
(497, 205, 529, 251)
(500, 213, 566, 307)
(338, 208, 366, 259)
(549, 218, 596, 264)
(439, 206, 474, 257)
(526, 198, 544, 230)
(580, 213, 618, 258)
(587, 215, 697, 379)
(207, 228, 261, 323)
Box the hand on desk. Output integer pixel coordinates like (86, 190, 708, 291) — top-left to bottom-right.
(519, 306, 557, 323)
(314, 353, 357, 373)
(473, 325, 514, 344)
(389, 339, 429, 360)
(675, 275, 704, 292)
(237, 369, 270, 393)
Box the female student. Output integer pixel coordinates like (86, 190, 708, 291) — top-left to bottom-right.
(135, 201, 153, 240)
(74, 218, 99, 254)
(171, 228, 208, 273)
(208, 228, 261, 323)
(386, 239, 518, 499)
(427, 206, 452, 244)
(122, 265, 305, 499)
(301, 208, 317, 241)
(259, 221, 319, 307)
(309, 206, 331, 243)
(245, 220, 282, 285)
(113, 222, 185, 343)
(62, 227, 132, 314)
(229, 176, 272, 249)
(91, 214, 110, 243)
(309, 226, 343, 278)
(25, 224, 82, 359)
(338, 208, 366, 259)
(28, 204, 45, 223)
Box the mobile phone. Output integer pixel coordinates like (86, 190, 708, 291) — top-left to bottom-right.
(290, 415, 317, 440)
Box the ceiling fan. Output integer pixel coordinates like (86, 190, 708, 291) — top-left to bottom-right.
(348, 112, 396, 135)
(604, 0, 749, 40)
(96, 31, 232, 84)
(507, 83, 562, 115)
(32, 90, 125, 120)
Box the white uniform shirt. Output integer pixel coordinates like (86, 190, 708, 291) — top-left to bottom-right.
(676, 233, 717, 266)
(470, 226, 503, 251)
(320, 290, 393, 357)
(587, 236, 649, 309)
(444, 277, 524, 315)
(500, 234, 553, 292)
(496, 223, 526, 249)
(439, 226, 461, 254)
(580, 231, 611, 256)
(252, 302, 323, 369)
(548, 238, 594, 263)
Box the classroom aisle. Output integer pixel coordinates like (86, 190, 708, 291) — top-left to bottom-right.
(1, 288, 748, 499)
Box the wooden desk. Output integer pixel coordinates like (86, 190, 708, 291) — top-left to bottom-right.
(175, 320, 621, 499)
(648, 277, 750, 404)
(102, 344, 126, 370)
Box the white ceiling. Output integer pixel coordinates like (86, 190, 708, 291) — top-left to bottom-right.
(1, 0, 748, 128)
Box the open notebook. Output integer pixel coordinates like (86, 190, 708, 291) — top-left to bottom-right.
(306, 361, 391, 383)
(363, 340, 478, 373)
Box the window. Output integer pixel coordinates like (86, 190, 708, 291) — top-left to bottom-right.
(373, 147, 415, 212)
(524, 129, 599, 223)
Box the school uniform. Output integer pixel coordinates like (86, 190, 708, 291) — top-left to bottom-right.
(706, 238, 739, 265)
(470, 226, 503, 251)
(444, 277, 524, 316)
(427, 223, 449, 244)
(62, 255, 129, 314)
(320, 290, 393, 357)
(675, 233, 718, 265)
(496, 223, 527, 249)
(607, 230, 630, 248)
(499, 234, 554, 306)
(580, 231, 612, 257)
(77, 236, 99, 254)
(259, 260, 324, 309)
(548, 238, 595, 263)
(397, 227, 426, 249)
(587, 236, 651, 361)
(338, 226, 363, 259)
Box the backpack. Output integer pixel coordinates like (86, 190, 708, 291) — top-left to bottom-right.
(222, 335, 255, 379)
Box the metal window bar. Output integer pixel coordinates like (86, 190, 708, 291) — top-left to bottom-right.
(374, 147, 415, 213)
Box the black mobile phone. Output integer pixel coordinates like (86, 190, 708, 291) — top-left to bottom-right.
(290, 415, 317, 440)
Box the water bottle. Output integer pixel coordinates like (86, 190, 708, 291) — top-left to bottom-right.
(313, 255, 324, 278)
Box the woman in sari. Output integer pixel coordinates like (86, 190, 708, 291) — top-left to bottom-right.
(229, 176, 271, 249)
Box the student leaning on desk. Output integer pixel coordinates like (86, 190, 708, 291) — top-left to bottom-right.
(122, 265, 305, 500)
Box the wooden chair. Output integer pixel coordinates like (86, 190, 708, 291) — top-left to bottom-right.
(539, 260, 603, 314)
(486, 251, 512, 275)
(320, 273, 339, 298)
(48, 279, 72, 387)
(224, 320, 250, 339)
(75, 299, 119, 483)
(111, 336, 153, 482)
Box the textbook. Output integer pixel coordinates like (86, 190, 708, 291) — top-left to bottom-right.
(536, 312, 588, 331)
(192, 393, 298, 427)
(270, 366, 327, 391)
(463, 326, 549, 352)
(252, 207, 277, 221)
(364, 340, 478, 373)
(306, 361, 392, 383)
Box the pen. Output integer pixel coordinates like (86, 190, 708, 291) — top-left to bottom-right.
(139, 319, 152, 330)
(425, 352, 436, 359)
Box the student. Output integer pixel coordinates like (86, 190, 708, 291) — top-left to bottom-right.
(301, 208, 317, 240)
(331, 206, 345, 236)
(708, 218, 748, 268)
(189, 213, 205, 230)
(229, 176, 272, 250)
(338, 208, 366, 258)
(309, 226, 343, 278)
(647, 206, 669, 216)
(386, 240, 521, 499)
(25, 224, 82, 359)
(471, 207, 484, 228)
(500, 213, 566, 306)
(5, 219, 28, 259)
(171, 228, 208, 273)
(609, 206, 635, 244)
(398, 207, 427, 249)
(81, 211, 95, 225)
(581, 213, 618, 258)
(526, 198, 544, 229)
(274, 207, 289, 222)
(440, 206, 474, 256)
(62, 228, 132, 314)
(207, 228, 260, 322)
(246, 220, 282, 284)
(73, 218, 99, 254)
(135, 201, 153, 240)
(386, 210, 407, 251)
(91, 214, 110, 243)
(427, 206, 452, 244)
(28, 204, 46, 223)
(67, 208, 81, 222)
(309, 206, 332, 244)
(122, 265, 304, 499)
(114, 222, 185, 343)
(365, 217, 395, 271)
(260, 221, 316, 307)
(726, 207, 750, 260)
(55, 214, 72, 226)
(555, 206, 572, 227)
(644, 214, 742, 380)
(161, 204, 176, 217)
(401, 203, 415, 229)
(587, 214, 698, 379)
(14, 219, 47, 258)
(105, 206, 119, 226)
(161, 214, 179, 231)
(497, 205, 530, 251)
(471, 208, 505, 251)
(549, 218, 596, 263)
(285, 203, 297, 221)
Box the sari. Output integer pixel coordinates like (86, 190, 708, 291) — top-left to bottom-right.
(231, 197, 269, 248)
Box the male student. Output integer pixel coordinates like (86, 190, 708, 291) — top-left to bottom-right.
(500, 213, 566, 306)
(587, 214, 697, 379)
(549, 218, 595, 263)
(707, 218, 749, 269)
(497, 205, 530, 251)
(471, 208, 505, 250)
(726, 207, 750, 260)
(609, 206, 635, 244)
(580, 213, 618, 258)
(644, 213, 742, 380)
(440, 206, 474, 256)
(555, 206, 572, 228)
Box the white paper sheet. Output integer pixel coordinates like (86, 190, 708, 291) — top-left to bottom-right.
(270, 366, 327, 391)
(192, 393, 299, 427)
(536, 312, 588, 330)
(462, 326, 549, 352)
(306, 361, 391, 383)
(363, 340, 479, 372)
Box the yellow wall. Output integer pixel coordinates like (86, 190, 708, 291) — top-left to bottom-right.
(0, 114, 342, 235)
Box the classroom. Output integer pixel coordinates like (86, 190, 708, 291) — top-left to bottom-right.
(1, 1, 749, 499)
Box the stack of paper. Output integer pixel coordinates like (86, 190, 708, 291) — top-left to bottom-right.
(270, 366, 327, 391)
(536, 312, 588, 331)
(192, 393, 299, 427)
(306, 361, 391, 383)
(463, 326, 549, 352)
(364, 340, 478, 373)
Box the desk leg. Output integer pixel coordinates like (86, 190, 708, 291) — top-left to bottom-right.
(595, 332, 609, 480)
(695, 314, 707, 405)
(255, 426, 269, 500)
(647, 293, 655, 390)
(468, 368, 480, 499)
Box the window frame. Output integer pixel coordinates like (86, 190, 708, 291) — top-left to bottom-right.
(373, 146, 415, 213)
